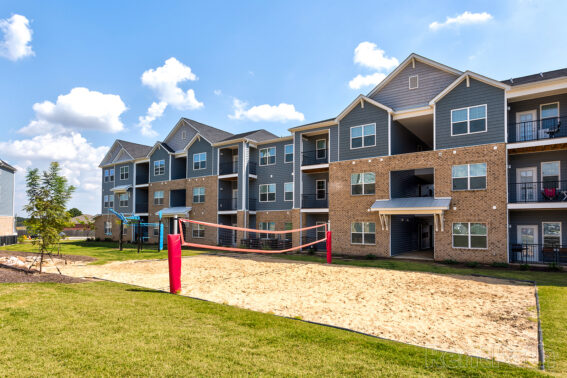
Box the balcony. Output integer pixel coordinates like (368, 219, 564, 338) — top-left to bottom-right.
(219, 162, 238, 176)
(508, 181, 567, 203)
(248, 162, 257, 176)
(301, 150, 329, 167)
(135, 203, 148, 213)
(248, 197, 257, 211)
(510, 243, 567, 265)
(218, 197, 237, 211)
(508, 116, 565, 143)
(302, 194, 328, 209)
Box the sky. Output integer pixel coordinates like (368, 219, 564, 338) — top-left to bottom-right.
(0, 0, 566, 216)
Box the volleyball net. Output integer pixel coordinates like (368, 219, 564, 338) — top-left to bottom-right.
(178, 218, 329, 254)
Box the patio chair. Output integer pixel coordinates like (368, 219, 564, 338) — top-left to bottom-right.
(542, 188, 557, 201)
(544, 121, 561, 138)
(542, 247, 556, 263)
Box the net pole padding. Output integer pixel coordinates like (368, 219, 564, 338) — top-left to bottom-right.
(326, 230, 332, 264)
(167, 234, 182, 294)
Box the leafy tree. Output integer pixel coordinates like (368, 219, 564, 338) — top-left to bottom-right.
(68, 208, 83, 218)
(24, 162, 75, 272)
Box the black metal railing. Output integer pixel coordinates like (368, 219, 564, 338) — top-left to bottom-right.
(302, 194, 329, 208)
(508, 116, 565, 143)
(508, 180, 567, 203)
(218, 197, 238, 211)
(510, 243, 567, 264)
(248, 197, 257, 211)
(219, 162, 238, 175)
(301, 150, 329, 166)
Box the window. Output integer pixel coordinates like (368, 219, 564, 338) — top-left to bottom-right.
(451, 105, 487, 135)
(104, 221, 112, 235)
(193, 187, 205, 203)
(316, 221, 326, 241)
(193, 152, 207, 170)
(351, 222, 375, 245)
(192, 224, 205, 238)
(541, 161, 560, 189)
(409, 75, 418, 89)
(284, 222, 293, 240)
(452, 163, 487, 190)
(316, 139, 327, 159)
(181, 130, 187, 140)
(316, 180, 326, 200)
(122, 224, 128, 236)
(259, 184, 276, 202)
(541, 103, 559, 131)
(153, 226, 159, 237)
(259, 147, 276, 166)
(284, 144, 293, 163)
(119, 193, 128, 207)
(284, 182, 293, 201)
(452, 223, 487, 249)
(351, 173, 375, 195)
(154, 190, 164, 205)
(350, 124, 376, 149)
(543, 222, 561, 248)
(259, 222, 276, 239)
(104, 169, 110, 182)
(103, 195, 114, 208)
(120, 166, 129, 180)
(154, 160, 165, 176)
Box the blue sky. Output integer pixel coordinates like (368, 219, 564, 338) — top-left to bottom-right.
(1, 0, 566, 215)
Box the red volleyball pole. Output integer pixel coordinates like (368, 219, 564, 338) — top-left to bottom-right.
(167, 234, 182, 294)
(326, 230, 332, 264)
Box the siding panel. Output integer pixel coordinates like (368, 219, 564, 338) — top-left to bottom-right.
(338, 102, 389, 160)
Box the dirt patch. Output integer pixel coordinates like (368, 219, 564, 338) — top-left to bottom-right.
(0, 250, 96, 263)
(0, 266, 86, 284)
(57, 254, 538, 366)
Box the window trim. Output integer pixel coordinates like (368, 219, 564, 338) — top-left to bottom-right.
(351, 172, 376, 196)
(192, 224, 205, 238)
(181, 130, 187, 140)
(451, 222, 488, 250)
(350, 222, 376, 245)
(541, 161, 561, 190)
(350, 123, 376, 150)
(154, 160, 165, 176)
(284, 182, 293, 202)
(316, 221, 327, 241)
(542, 221, 562, 246)
(409, 74, 419, 90)
(193, 152, 207, 171)
(284, 144, 293, 164)
(192, 187, 205, 203)
(316, 139, 327, 159)
(119, 193, 129, 207)
(316, 179, 327, 200)
(153, 190, 164, 205)
(452, 163, 487, 191)
(259, 221, 276, 238)
(450, 104, 488, 136)
(104, 221, 112, 235)
(119, 166, 129, 181)
(540, 102, 560, 119)
(259, 183, 276, 202)
(109, 168, 114, 182)
(259, 147, 276, 166)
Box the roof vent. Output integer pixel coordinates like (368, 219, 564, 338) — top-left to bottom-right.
(409, 75, 418, 90)
(540, 72, 544, 77)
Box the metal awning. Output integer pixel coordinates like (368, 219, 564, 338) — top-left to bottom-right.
(369, 197, 451, 232)
(110, 185, 132, 193)
(155, 207, 192, 218)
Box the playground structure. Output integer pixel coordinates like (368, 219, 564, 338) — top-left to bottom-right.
(107, 209, 164, 252)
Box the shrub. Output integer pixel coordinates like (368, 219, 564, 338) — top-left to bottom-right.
(17, 235, 26, 244)
(491, 262, 509, 268)
(547, 262, 563, 272)
(465, 261, 479, 268)
(365, 254, 378, 260)
(104, 237, 112, 242)
(520, 264, 530, 271)
(442, 259, 458, 265)
(261, 244, 272, 251)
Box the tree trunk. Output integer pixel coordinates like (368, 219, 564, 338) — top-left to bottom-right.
(39, 250, 44, 274)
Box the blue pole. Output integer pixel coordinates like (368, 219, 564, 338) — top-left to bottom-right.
(159, 210, 163, 251)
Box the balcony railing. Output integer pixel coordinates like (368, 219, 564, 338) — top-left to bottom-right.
(508, 116, 565, 143)
(302, 194, 329, 208)
(218, 197, 237, 211)
(508, 181, 567, 203)
(301, 150, 329, 166)
(510, 243, 567, 265)
(219, 162, 238, 175)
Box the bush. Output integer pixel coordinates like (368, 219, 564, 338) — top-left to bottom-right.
(104, 237, 112, 242)
(547, 262, 563, 272)
(520, 264, 530, 271)
(95, 237, 101, 242)
(465, 261, 479, 268)
(17, 235, 26, 244)
(261, 244, 272, 251)
(442, 259, 458, 265)
(491, 262, 509, 268)
(365, 254, 378, 260)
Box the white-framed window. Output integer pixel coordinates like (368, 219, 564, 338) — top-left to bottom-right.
(259, 222, 276, 239)
(104, 169, 110, 182)
(351, 172, 375, 195)
(181, 130, 187, 140)
(350, 124, 376, 149)
(154, 160, 165, 176)
(316, 221, 326, 241)
(452, 222, 487, 249)
(451, 105, 487, 136)
(153, 226, 160, 237)
(284, 222, 293, 240)
(284, 144, 293, 163)
(259, 184, 276, 202)
(104, 221, 112, 235)
(541, 161, 560, 190)
(119, 193, 128, 207)
(192, 224, 205, 238)
(543, 222, 561, 247)
(120, 166, 129, 180)
(193, 152, 207, 170)
(103, 195, 114, 208)
(351, 222, 375, 245)
(193, 187, 205, 203)
(452, 163, 487, 191)
(122, 224, 128, 236)
(154, 190, 164, 205)
(316, 180, 326, 200)
(409, 75, 418, 90)
(259, 147, 276, 166)
(316, 139, 327, 159)
(540, 102, 559, 130)
(284, 182, 293, 201)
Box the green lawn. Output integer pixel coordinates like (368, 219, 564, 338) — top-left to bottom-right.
(0, 281, 542, 376)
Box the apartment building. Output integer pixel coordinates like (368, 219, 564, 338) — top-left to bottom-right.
(96, 53, 567, 264)
(0, 159, 16, 245)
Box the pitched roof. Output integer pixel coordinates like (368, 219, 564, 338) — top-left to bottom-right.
(115, 140, 152, 159)
(501, 67, 567, 86)
(0, 159, 16, 172)
(182, 118, 233, 143)
(220, 129, 278, 143)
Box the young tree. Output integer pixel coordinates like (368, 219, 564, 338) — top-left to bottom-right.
(68, 208, 83, 217)
(24, 162, 75, 273)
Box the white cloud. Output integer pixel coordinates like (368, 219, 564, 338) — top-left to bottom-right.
(137, 101, 166, 137)
(19, 87, 127, 135)
(229, 98, 305, 122)
(429, 11, 493, 30)
(348, 72, 387, 89)
(213, 89, 222, 96)
(353, 42, 399, 71)
(0, 14, 33, 61)
(141, 57, 204, 110)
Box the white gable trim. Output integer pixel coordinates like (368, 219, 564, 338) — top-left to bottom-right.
(429, 71, 510, 105)
(336, 95, 393, 122)
(98, 140, 124, 167)
(146, 142, 172, 158)
(182, 134, 202, 152)
(367, 53, 463, 98)
(111, 148, 134, 163)
(183, 119, 213, 145)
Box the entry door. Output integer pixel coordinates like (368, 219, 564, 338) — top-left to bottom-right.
(419, 223, 431, 249)
(517, 225, 538, 262)
(516, 110, 537, 141)
(516, 167, 537, 202)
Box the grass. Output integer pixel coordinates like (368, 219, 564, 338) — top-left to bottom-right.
(2, 240, 205, 265)
(0, 281, 542, 376)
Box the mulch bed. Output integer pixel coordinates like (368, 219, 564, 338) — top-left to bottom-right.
(0, 250, 97, 263)
(0, 265, 87, 284)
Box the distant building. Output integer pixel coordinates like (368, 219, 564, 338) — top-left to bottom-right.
(0, 159, 16, 245)
(64, 214, 95, 237)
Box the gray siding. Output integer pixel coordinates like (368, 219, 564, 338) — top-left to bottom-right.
(254, 140, 293, 211)
(329, 126, 339, 162)
(338, 102, 389, 160)
(101, 166, 115, 214)
(435, 78, 505, 150)
(187, 138, 214, 178)
(149, 146, 170, 183)
(165, 123, 197, 152)
(509, 210, 567, 246)
(371, 61, 459, 111)
(0, 166, 14, 216)
(115, 162, 134, 187)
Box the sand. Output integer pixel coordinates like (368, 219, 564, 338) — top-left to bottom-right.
(54, 254, 539, 366)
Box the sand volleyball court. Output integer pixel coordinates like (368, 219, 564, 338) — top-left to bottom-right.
(56, 254, 538, 366)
